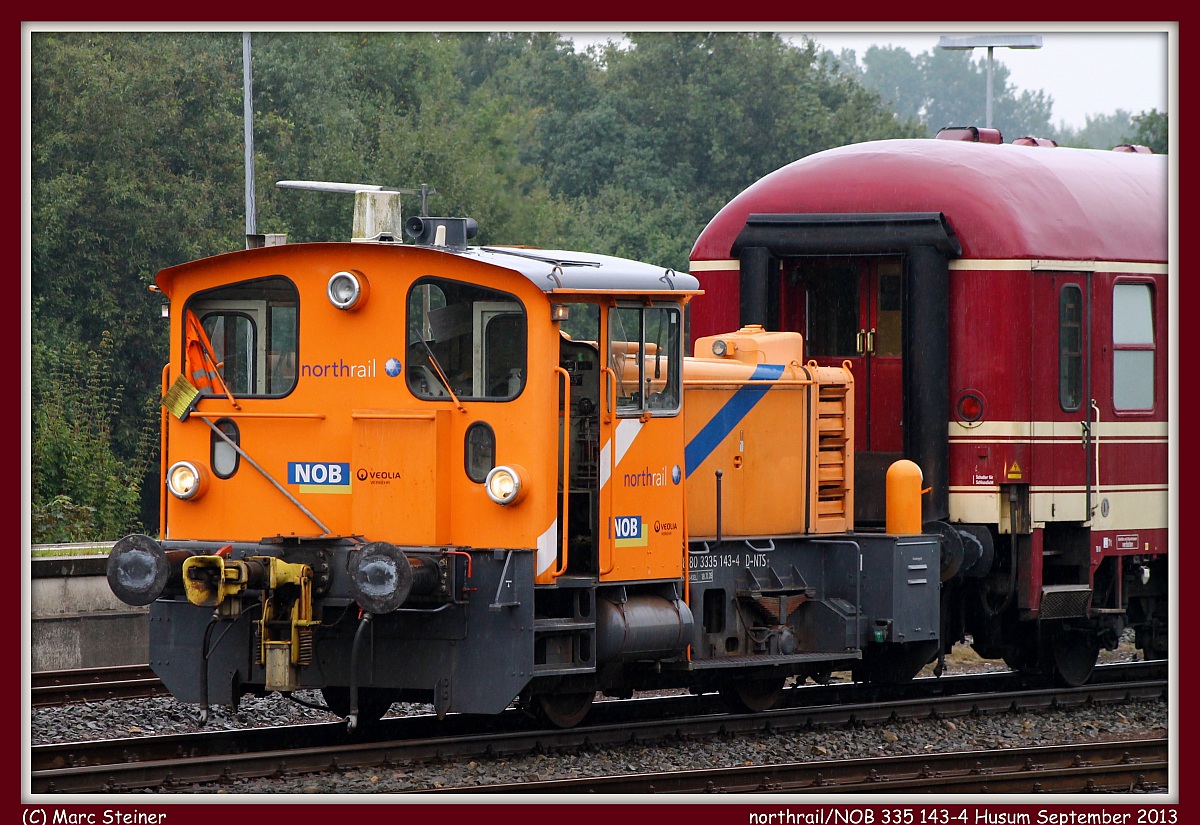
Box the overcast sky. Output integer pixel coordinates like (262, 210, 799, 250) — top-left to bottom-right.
(562, 25, 1173, 132)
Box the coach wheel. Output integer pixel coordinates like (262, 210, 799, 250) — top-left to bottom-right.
(532, 691, 595, 728)
(719, 677, 784, 713)
(1050, 631, 1099, 687)
(1000, 641, 1040, 676)
(321, 686, 394, 727)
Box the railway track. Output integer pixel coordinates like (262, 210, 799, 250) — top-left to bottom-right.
(31, 665, 167, 707)
(430, 739, 1168, 794)
(30, 668, 1167, 794)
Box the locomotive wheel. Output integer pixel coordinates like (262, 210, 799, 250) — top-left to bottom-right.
(533, 691, 595, 728)
(320, 686, 394, 727)
(719, 677, 785, 713)
(1049, 631, 1099, 687)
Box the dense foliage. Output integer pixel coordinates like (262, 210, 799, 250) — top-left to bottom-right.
(27, 31, 1168, 542)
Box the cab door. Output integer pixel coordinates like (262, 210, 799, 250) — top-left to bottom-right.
(598, 303, 687, 582)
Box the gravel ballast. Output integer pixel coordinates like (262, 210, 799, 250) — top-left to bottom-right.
(29, 645, 1169, 795)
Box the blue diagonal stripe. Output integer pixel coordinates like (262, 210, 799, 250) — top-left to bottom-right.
(684, 364, 785, 478)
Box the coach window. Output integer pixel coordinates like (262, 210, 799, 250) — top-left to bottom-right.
(608, 304, 682, 416)
(803, 263, 859, 357)
(1112, 282, 1156, 411)
(407, 278, 527, 401)
(187, 276, 299, 398)
(1058, 285, 1083, 411)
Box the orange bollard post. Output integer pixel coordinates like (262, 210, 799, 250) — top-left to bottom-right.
(886, 459, 924, 535)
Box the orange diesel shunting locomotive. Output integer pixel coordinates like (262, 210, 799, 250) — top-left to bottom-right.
(108, 187, 940, 730)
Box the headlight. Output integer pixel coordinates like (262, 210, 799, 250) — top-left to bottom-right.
(485, 464, 528, 506)
(167, 460, 209, 501)
(327, 270, 369, 311)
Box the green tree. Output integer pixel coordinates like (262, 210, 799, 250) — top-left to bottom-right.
(851, 44, 1054, 140)
(508, 32, 922, 270)
(1126, 108, 1168, 154)
(1053, 110, 1135, 149)
(31, 32, 250, 453)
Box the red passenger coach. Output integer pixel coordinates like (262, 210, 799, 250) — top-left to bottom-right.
(688, 133, 1169, 683)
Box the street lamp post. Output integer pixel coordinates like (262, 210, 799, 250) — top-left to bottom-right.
(938, 34, 1043, 129)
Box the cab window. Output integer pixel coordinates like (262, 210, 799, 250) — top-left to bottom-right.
(407, 278, 527, 401)
(608, 304, 682, 416)
(186, 276, 299, 397)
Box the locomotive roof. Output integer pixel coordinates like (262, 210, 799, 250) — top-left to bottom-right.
(690, 138, 1169, 264)
(156, 241, 699, 297)
(463, 245, 700, 293)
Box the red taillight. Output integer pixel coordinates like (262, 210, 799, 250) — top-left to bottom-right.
(957, 392, 985, 423)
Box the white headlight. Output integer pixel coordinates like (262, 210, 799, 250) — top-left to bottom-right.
(167, 460, 209, 501)
(485, 465, 527, 506)
(328, 270, 368, 310)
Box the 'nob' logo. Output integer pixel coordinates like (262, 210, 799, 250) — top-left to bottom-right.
(614, 515, 648, 547)
(289, 462, 351, 494)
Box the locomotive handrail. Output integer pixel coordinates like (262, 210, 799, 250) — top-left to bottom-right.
(350, 410, 437, 420)
(1090, 399, 1101, 524)
(551, 366, 571, 579)
(601, 366, 617, 423)
(742, 538, 776, 552)
(189, 411, 326, 419)
(680, 377, 815, 388)
(598, 380, 618, 576)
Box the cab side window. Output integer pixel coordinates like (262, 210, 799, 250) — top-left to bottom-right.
(608, 304, 682, 416)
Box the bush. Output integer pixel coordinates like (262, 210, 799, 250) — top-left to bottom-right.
(30, 331, 157, 544)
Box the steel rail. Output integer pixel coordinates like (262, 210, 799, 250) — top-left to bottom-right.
(426, 738, 1168, 795)
(31, 665, 167, 707)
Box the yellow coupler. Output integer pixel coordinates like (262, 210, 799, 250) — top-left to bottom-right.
(182, 553, 318, 691)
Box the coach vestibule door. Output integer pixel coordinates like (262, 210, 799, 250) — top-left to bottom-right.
(781, 257, 904, 452)
(780, 257, 903, 523)
(1031, 272, 1092, 523)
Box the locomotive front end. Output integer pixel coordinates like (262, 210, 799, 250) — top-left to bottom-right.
(107, 219, 590, 726)
(108, 210, 704, 729)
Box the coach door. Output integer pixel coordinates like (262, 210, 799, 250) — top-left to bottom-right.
(781, 257, 903, 521)
(1031, 272, 1092, 523)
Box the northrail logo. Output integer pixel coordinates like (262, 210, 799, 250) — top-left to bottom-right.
(299, 358, 377, 378)
(289, 462, 352, 494)
(613, 515, 648, 547)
